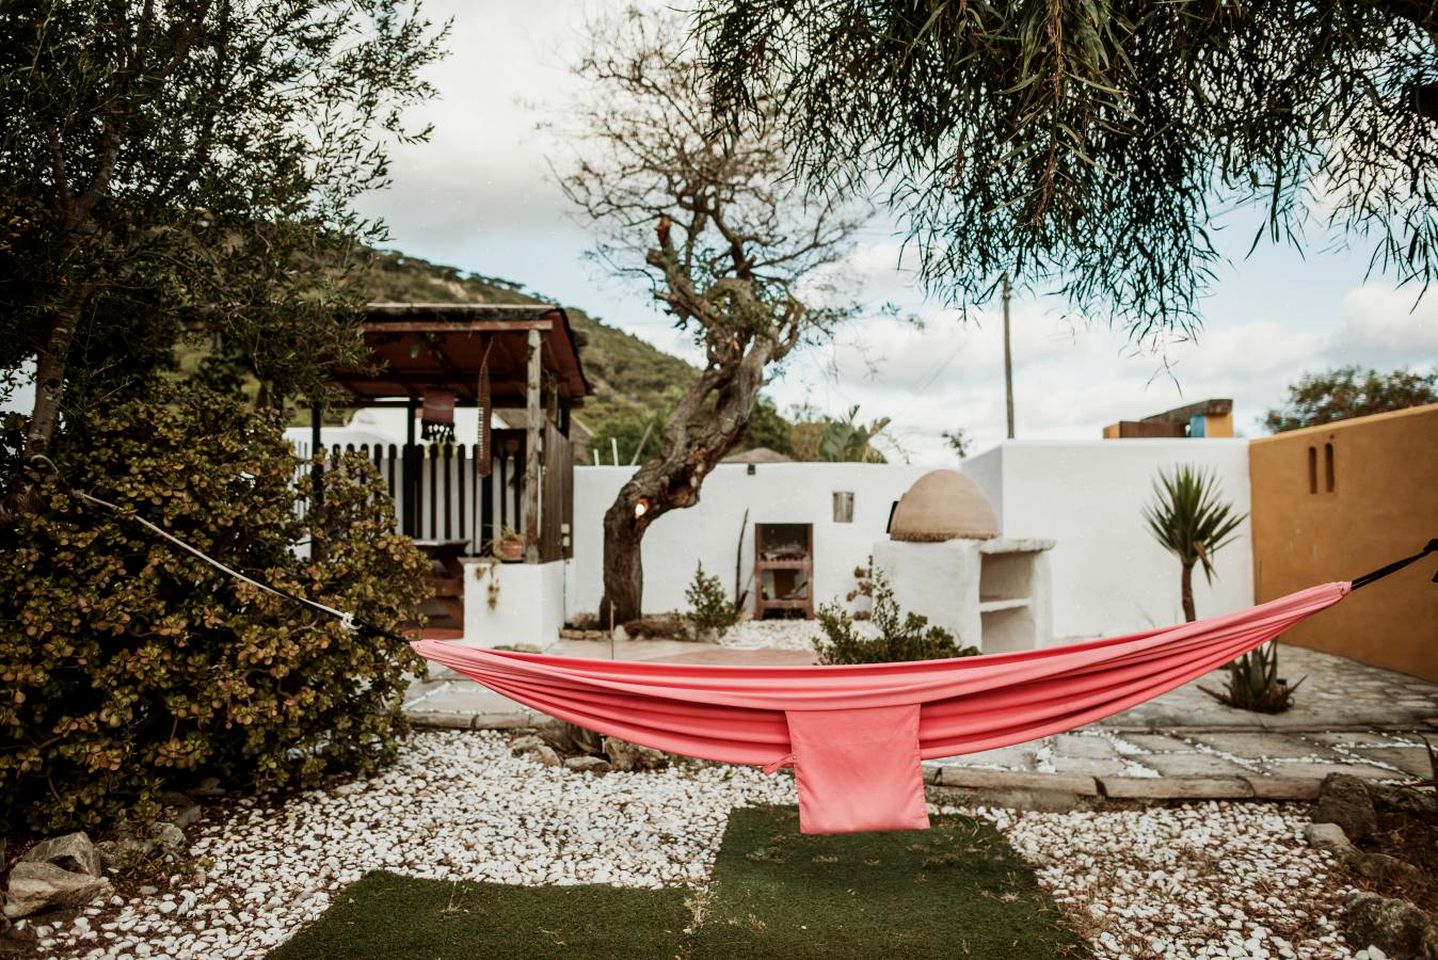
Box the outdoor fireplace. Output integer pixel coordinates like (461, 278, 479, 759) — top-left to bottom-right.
(872, 469, 1055, 652)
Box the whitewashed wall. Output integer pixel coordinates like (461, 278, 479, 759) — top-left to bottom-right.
(963, 440, 1253, 639)
(568, 463, 932, 619)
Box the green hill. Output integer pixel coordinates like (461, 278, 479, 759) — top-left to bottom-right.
(362, 250, 701, 459)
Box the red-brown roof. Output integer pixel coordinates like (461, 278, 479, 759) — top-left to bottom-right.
(329, 303, 590, 406)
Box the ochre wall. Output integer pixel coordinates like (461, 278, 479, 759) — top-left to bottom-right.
(1249, 404, 1438, 681)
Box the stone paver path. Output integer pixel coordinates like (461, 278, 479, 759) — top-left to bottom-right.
(404, 639, 1438, 802)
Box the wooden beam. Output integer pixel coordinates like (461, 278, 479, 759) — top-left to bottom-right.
(524, 327, 542, 564)
(360, 320, 553, 334)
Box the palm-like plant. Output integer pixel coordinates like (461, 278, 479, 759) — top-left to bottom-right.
(1142, 465, 1246, 622)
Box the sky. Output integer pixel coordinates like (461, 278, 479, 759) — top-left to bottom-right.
(11, 0, 1437, 463)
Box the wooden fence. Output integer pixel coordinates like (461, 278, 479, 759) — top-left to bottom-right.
(293, 427, 572, 563)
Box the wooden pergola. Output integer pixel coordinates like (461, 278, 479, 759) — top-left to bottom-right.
(312, 302, 589, 586)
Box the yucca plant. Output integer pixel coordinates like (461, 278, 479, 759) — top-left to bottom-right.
(1142, 465, 1246, 622)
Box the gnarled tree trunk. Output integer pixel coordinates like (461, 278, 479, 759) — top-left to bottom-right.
(598, 334, 780, 623)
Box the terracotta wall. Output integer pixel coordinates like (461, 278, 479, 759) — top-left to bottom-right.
(1249, 404, 1438, 680)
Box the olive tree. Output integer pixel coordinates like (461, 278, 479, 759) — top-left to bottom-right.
(558, 9, 866, 622)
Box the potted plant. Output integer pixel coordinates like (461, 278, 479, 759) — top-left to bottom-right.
(489, 527, 525, 563)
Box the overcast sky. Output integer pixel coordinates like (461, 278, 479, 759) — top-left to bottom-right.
(13, 1, 1433, 463)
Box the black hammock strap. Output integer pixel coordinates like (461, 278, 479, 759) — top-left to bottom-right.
(1350, 538, 1438, 591)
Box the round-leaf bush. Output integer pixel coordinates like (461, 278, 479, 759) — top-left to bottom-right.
(0, 390, 430, 832)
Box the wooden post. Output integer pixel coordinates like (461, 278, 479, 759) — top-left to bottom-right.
(524, 327, 542, 564)
(1002, 272, 1015, 440)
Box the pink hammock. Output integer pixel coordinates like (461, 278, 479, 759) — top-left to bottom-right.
(412, 582, 1359, 834)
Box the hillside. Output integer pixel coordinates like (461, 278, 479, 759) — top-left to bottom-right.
(362, 250, 699, 455)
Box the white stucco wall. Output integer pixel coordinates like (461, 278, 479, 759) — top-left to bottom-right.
(568, 463, 932, 618)
(963, 440, 1253, 639)
(462, 558, 567, 649)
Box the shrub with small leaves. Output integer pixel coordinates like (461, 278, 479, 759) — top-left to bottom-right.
(814, 568, 977, 665)
(0, 388, 429, 832)
(683, 562, 739, 641)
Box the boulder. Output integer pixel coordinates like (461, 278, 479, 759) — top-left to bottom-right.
(603, 738, 668, 772)
(563, 756, 612, 774)
(4, 862, 112, 919)
(1351, 853, 1428, 890)
(532, 745, 561, 767)
(1346, 892, 1438, 960)
(151, 822, 185, 852)
(17, 833, 101, 878)
(1314, 773, 1378, 842)
(1304, 822, 1357, 857)
(509, 735, 546, 756)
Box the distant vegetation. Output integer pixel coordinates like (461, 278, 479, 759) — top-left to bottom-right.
(1263, 366, 1438, 433)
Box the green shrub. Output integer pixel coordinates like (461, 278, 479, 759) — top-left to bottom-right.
(0, 388, 429, 832)
(683, 562, 739, 640)
(814, 569, 977, 665)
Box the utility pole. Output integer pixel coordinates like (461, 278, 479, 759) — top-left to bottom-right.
(1002, 273, 1015, 439)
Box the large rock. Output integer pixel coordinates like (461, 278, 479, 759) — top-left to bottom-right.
(18, 832, 100, 878)
(1314, 773, 1378, 842)
(1346, 892, 1438, 960)
(1304, 822, 1357, 857)
(4, 862, 112, 919)
(603, 738, 668, 772)
(563, 756, 611, 774)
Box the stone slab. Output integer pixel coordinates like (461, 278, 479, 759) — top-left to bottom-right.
(1256, 761, 1398, 781)
(1052, 735, 1119, 760)
(1350, 746, 1434, 778)
(1099, 776, 1254, 800)
(1140, 753, 1254, 777)
(931, 744, 1041, 771)
(1048, 757, 1141, 778)
(1114, 733, 1193, 754)
(1191, 732, 1336, 761)
(937, 767, 1099, 796)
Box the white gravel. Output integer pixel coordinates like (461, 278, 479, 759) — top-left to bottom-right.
(36, 731, 1367, 960)
(978, 802, 1359, 960)
(718, 618, 823, 651)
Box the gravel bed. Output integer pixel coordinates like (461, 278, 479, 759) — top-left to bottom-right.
(980, 802, 1360, 960)
(718, 618, 823, 651)
(35, 731, 1368, 960)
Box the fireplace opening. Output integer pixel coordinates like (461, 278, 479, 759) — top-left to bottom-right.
(754, 522, 814, 619)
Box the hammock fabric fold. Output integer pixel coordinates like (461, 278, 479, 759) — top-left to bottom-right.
(412, 582, 1350, 834)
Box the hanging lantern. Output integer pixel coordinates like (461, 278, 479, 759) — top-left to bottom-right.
(421, 389, 456, 443)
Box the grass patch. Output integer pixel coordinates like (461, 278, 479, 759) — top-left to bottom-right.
(692, 805, 1091, 960)
(268, 871, 691, 960)
(268, 807, 1090, 959)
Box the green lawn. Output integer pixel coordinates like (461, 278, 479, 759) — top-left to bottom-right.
(270, 806, 1090, 960)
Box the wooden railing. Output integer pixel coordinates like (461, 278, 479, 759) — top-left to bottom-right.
(294, 428, 571, 563)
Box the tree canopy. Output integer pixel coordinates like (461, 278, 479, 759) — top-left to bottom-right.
(1264, 365, 1438, 431)
(1, 0, 446, 455)
(695, 0, 1438, 342)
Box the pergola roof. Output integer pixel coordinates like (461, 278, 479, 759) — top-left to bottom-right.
(327, 303, 590, 406)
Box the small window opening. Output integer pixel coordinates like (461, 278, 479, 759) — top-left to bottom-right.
(832, 491, 855, 523)
(1324, 442, 1335, 492)
(1307, 446, 1318, 494)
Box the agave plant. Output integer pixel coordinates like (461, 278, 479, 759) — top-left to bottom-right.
(1199, 641, 1304, 713)
(1142, 465, 1246, 622)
